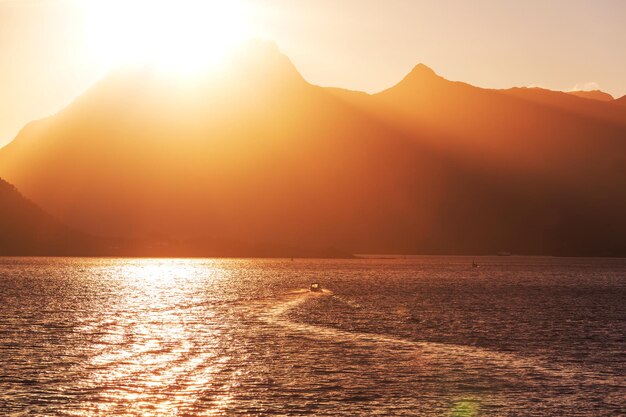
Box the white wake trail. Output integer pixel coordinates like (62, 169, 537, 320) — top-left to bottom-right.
(260, 290, 588, 384)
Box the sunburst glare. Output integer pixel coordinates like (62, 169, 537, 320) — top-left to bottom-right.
(83, 0, 252, 75)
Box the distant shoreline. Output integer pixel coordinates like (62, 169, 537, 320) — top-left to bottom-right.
(2, 254, 626, 260)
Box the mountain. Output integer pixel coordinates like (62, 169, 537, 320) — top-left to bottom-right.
(567, 90, 614, 102)
(1, 43, 626, 256)
(0, 176, 351, 257)
(616, 95, 626, 106)
(346, 65, 626, 254)
(0, 177, 98, 255)
(0, 41, 417, 254)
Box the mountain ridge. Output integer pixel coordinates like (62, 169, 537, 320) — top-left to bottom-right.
(567, 89, 614, 102)
(1, 43, 626, 256)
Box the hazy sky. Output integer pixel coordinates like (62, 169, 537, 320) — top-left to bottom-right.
(1, 0, 625, 147)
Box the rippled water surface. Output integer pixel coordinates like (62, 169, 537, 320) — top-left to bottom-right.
(1, 257, 625, 416)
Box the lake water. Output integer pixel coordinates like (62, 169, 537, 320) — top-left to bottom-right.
(0, 257, 624, 416)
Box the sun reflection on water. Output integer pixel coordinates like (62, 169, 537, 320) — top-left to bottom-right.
(118, 258, 204, 283)
(78, 258, 235, 416)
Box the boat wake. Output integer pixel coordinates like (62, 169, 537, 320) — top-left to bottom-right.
(261, 290, 586, 385)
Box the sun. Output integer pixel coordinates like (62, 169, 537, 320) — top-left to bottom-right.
(83, 0, 252, 75)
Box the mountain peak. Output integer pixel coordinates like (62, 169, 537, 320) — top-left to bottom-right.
(375, 63, 449, 97)
(229, 39, 306, 86)
(378, 63, 443, 95)
(409, 63, 437, 77)
(399, 63, 443, 86)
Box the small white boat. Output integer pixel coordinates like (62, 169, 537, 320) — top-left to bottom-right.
(310, 282, 322, 292)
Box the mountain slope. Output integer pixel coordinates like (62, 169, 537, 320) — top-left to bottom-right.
(0, 177, 98, 255)
(1, 44, 626, 256)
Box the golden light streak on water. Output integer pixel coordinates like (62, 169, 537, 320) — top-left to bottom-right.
(75, 259, 235, 416)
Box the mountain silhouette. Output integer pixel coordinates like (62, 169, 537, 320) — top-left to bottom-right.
(0, 177, 99, 255)
(0, 176, 352, 257)
(1, 42, 626, 256)
(567, 90, 614, 102)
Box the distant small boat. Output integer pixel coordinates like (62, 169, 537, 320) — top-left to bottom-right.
(310, 282, 322, 292)
(472, 259, 479, 268)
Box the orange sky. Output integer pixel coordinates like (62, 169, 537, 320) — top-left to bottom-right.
(1, 0, 625, 147)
